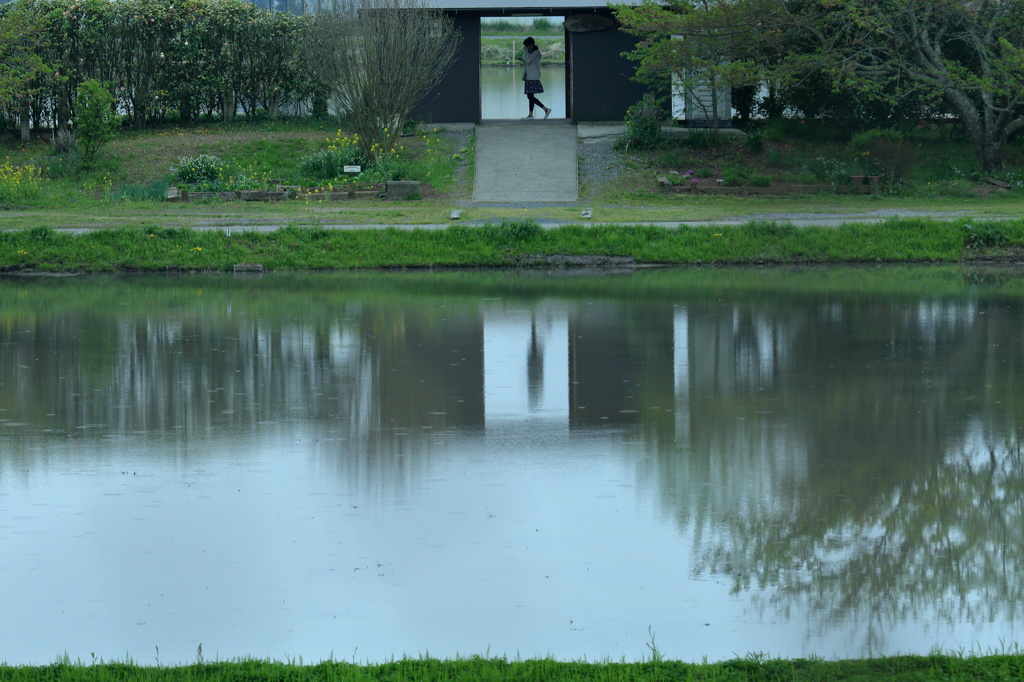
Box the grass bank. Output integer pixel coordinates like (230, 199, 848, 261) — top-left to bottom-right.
(2, 653, 1024, 681)
(1, 218, 1021, 272)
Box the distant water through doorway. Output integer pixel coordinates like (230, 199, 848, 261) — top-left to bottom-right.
(481, 65, 565, 120)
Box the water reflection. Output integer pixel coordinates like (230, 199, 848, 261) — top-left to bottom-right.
(1, 268, 1023, 664)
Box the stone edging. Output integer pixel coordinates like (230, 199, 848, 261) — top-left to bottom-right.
(166, 181, 420, 202)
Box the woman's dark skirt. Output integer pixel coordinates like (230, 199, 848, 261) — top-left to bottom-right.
(524, 80, 544, 95)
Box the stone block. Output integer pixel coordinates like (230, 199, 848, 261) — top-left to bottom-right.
(385, 180, 421, 199)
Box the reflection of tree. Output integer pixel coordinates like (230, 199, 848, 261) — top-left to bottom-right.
(720, 443, 1024, 653)
(649, 292, 1024, 652)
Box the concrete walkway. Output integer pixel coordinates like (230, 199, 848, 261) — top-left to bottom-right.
(472, 120, 578, 203)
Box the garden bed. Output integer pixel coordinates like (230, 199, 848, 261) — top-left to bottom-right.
(658, 176, 879, 196)
(168, 182, 396, 202)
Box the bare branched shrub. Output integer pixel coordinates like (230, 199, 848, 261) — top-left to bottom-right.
(50, 129, 78, 158)
(303, 0, 461, 163)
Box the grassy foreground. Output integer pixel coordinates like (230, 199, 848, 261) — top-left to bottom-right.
(2, 653, 1024, 681)
(1, 217, 1022, 272)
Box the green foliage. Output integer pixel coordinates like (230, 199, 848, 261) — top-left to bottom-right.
(615, 95, 665, 151)
(850, 128, 916, 182)
(297, 148, 360, 181)
(744, 128, 766, 153)
(74, 79, 118, 166)
(4, 0, 313, 131)
(748, 173, 771, 187)
(482, 219, 543, 246)
(801, 156, 852, 185)
(0, 160, 43, 205)
(615, 0, 1024, 170)
(721, 166, 748, 187)
(109, 178, 169, 202)
(171, 154, 222, 184)
(964, 222, 1008, 250)
(0, 3, 49, 111)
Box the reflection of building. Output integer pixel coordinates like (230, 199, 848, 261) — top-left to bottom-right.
(568, 302, 675, 426)
(483, 302, 568, 430)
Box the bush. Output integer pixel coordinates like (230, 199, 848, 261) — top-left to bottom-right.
(297, 131, 368, 181)
(744, 128, 766, 153)
(801, 156, 851, 185)
(965, 222, 1007, 249)
(849, 128, 916, 182)
(748, 174, 772, 187)
(721, 166, 748, 187)
(615, 95, 664, 151)
(74, 80, 119, 167)
(171, 154, 222, 184)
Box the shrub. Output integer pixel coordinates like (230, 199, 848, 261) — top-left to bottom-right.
(765, 147, 785, 168)
(171, 154, 222, 184)
(298, 131, 368, 181)
(721, 166, 748, 187)
(744, 128, 766, 153)
(965, 222, 1007, 249)
(748, 174, 772, 187)
(50, 129, 78, 158)
(849, 128, 916, 182)
(615, 95, 664, 151)
(74, 80, 119, 167)
(801, 156, 851, 185)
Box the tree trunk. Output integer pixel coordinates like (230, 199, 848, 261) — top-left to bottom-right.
(133, 95, 146, 131)
(224, 89, 235, 123)
(945, 90, 1005, 172)
(20, 103, 31, 142)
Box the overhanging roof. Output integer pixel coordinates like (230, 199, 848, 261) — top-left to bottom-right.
(423, 0, 625, 11)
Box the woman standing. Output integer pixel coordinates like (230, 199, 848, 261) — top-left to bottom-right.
(517, 37, 551, 120)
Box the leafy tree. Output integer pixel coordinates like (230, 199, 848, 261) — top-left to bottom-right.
(303, 0, 461, 163)
(0, 2, 50, 131)
(618, 0, 1024, 171)
(614, 0, 780, 131)
(74, 79, 118, 166)
(795, 0, 1024, 171)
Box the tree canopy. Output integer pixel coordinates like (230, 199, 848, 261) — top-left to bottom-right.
(615, 0, 1024, 171)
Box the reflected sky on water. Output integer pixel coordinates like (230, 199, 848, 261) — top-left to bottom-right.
(1, 267, 1023, 665)
(482, 65, 565, 120)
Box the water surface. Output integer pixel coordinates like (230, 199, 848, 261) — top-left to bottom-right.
(1, 267, 1023, 665)
(482, 65, 565, 120)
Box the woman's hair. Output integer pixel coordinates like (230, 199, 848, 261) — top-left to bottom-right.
(523, 37, 535, 48)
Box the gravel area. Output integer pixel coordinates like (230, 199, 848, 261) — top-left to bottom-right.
(578, 134, 626, 196)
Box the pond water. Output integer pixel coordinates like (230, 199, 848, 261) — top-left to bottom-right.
(481, 65, 565, 120)
(2, 267, 1023, 665)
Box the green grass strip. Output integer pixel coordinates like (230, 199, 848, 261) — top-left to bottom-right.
(2, 653, 1024, 681)
(1, 218, 1021, 272)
